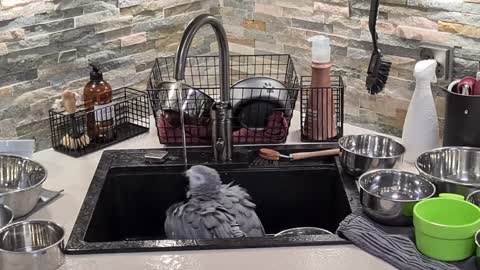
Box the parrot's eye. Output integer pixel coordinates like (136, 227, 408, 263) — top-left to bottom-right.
(192, 175, 205, 184)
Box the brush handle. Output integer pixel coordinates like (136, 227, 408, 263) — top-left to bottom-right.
(290, 149, 340, 160)
(369, 0, 380, 51)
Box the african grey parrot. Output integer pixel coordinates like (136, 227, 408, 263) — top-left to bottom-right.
(164, 165, 265, 239)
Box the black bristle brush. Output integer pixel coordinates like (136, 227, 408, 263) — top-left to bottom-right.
(366, 0, 391, 95)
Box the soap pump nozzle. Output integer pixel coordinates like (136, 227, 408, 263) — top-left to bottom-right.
(89, 64, 103, 82)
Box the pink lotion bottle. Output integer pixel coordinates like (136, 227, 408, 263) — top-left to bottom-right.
(304, 35, 336, 140)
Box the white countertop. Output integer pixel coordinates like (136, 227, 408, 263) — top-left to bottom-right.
(30, 113, 410, 270)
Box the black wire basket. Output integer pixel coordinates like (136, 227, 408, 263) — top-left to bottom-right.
(300, 76, 344, 142)
(147, 54, 300, 145)
(49, 87, 150, 157)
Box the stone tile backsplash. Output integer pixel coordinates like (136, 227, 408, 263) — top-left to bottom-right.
(221, 0, 480, 137)
(0, 0, 218, 150)
(0, 0, 479, 150)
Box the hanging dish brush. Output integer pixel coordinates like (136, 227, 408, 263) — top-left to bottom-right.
(61, 90, 90, 150)
(365, 0, 391, 95)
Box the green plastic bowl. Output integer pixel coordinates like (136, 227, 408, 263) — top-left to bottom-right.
(413, 193, 480, 261)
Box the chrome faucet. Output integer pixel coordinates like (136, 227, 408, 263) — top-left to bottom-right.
(174, 14, 233, 162)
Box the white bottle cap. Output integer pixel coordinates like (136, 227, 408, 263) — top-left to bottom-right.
(414, 59, 437, 83)
(308, 35, 331, 64)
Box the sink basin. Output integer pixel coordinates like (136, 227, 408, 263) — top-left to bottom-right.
(66, 145, 359, 254)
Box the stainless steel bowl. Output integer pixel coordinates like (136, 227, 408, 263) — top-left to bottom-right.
(274, 227, 333, 237)
(0, 205, 13, 229)
(467, 190, 480, 206)
(416, 147, 480, 197)
(0, 220, 65, 270)
(0, 155, 47, 218)
(359, 169, 436, 226)
(152, 81, 215, 127)
(339, 134, 406, 176)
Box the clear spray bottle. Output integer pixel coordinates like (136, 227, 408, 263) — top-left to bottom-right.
(402, 59, 439, 163)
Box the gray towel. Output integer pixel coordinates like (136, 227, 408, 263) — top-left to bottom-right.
(336, 212, 460, 270)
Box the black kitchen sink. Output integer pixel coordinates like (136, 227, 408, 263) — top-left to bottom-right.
(66, 145, 360, 254)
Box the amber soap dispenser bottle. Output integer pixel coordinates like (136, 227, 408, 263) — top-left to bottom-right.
(84, 64, 114, 142)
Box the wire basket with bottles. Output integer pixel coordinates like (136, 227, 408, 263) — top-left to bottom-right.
(300, 76, 344, 142)
(49, 87, 150, 157)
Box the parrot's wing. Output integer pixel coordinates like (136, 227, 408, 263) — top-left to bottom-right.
(165, 202, 189, 239)
(165, 199, 245, 239)
(221, 184, 266, 237)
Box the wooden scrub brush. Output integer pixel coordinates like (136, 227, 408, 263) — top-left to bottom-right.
(259, 148, 340, 161)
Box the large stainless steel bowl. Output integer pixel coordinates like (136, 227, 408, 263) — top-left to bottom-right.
(0, 220, 65, 270)
(339, 134, 406, 176)
(0, 205, 13, 229)
(416, 147, 480, 196)
(0, 155, 47, 218)
(359, 169, 436, 226)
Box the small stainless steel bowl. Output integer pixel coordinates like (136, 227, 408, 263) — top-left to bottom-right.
(416, 147, 480, 197)
(0, 155, 47, 218)
(467, 190, 480, 207)
(339, 134, 406, 176)
(0, 220, 65, 270)
(0, 205, 13, 229)
(274, 227, 333, 237)
(359, 169, 436, 226)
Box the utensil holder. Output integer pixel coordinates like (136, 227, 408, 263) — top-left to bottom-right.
(443, 84, 480, 147)
(49, 87, 150, 157)
(147, 54, 300, 145)
(300, 76, 344, 142)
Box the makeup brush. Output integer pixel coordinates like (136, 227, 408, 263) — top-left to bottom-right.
(61, 90, 90, 150)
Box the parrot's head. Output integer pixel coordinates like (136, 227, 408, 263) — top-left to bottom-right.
(186, 165, 222, 195)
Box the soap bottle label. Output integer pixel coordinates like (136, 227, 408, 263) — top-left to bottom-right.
(94, 104, 115, 122)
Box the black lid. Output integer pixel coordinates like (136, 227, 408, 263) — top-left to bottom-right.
(89, 64, 103, 81)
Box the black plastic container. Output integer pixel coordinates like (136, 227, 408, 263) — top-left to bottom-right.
(49, 87, 150, 157)
(443, 86, 480, 147)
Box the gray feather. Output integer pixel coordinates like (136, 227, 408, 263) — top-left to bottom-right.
(164, 165, 265, 239)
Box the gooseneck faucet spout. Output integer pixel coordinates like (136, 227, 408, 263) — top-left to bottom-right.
(174, 14, 233, 162)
